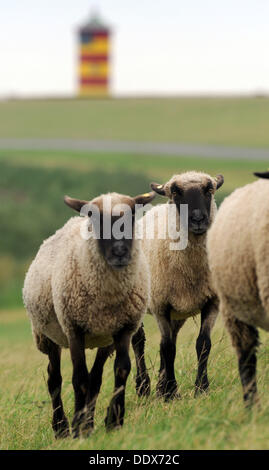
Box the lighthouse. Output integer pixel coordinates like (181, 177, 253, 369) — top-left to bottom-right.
(78, 13, 111, 97)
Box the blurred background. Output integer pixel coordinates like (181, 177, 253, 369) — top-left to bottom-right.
(0, 0, 268, 308)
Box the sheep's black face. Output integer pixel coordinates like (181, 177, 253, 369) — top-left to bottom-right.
(96, 214, 135, 270)
(64, 191, 156, 270)
(171, 182, 213, 235)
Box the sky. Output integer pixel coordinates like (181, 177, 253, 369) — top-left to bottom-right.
(0, 0, 268, 97)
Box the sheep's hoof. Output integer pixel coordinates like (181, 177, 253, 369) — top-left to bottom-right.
(72, 424, 93, 439)
(53, 416, 70, 439)
(105, 405, 124, 432)
(71, 412, 94, 439)
(135, 374, 151, 397)
(194, 379, 209, 397)
(156, 380, 179, 401)
(243, 389, 259, 410)
(194, 386, 209, 398)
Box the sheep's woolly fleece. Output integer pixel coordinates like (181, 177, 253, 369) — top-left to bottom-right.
(23, 193, 150, 350)
(207, 178, 269, 332)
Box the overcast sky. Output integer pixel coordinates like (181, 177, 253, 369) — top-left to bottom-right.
(0, 0, 268, 97)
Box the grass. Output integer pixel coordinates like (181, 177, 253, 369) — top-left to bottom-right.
(0, 97, 269, 147)
(1, 309, 269, 450)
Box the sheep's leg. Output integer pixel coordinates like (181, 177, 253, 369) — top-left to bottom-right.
(105, 328, 131, 431)
(195, 297, 218, 396)
(47, 339, 69, 438)
(131, 324, 151, 397)
(69, 328, 92, 438)
(156, 313, 185, 401)
(87, 344, 114, 427)
(225, 313, 259, 407)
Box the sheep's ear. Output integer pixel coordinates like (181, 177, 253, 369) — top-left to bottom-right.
(134, 191, 156, 206)
(150, 182, 166, 196)
(215, 174, 224, 190)
(254, 171, 269, 179)
(64, 195, 89, 213)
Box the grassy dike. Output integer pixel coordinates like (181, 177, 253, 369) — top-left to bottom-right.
(0, 97, 268, 147)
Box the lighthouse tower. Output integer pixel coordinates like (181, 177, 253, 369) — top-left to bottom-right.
(78, 12, 111, 97)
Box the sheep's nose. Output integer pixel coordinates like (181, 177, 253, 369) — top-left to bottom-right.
(190, 209, 205, 223)
(112, 242, 128, 257)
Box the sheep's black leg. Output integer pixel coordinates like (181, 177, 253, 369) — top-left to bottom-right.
(156, 312, 185, 401)
(105, 328, 132, 431)
(132, 324, 151, 397)
(47, 339, 69, 438)
(87, 344, 114, 428)
(69, 328, 92, 438)
(158, 335, 177, 400)
(225, 314, 259, 407)
(195, 297, 218, 396)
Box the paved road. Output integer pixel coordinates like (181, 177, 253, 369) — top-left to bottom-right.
(0, 138, 268, 160)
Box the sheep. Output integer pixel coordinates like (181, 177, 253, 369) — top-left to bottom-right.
(135, 171, 224, 400)
(207, 171, 269, 407)
(22, 190, 155, 438)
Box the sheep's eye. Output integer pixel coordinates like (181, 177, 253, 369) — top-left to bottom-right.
(205, 185, 213, 195)
(171, 186, 182, 197)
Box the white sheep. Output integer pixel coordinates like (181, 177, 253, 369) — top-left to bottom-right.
(23, 190, 155, 438)
(207, 171, 269, 406)
(137, 171, 224, 399)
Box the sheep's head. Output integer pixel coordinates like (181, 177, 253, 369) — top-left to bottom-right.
(64, 191, 155, 270)
(151, 172, 224, 235)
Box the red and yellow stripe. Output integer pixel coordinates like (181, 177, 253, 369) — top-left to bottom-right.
(78, 33, 110, 96)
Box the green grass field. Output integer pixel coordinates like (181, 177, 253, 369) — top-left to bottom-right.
(1, 309, 269, 450)
(1, 97, 269, 450)
(0, 97, 268, 147)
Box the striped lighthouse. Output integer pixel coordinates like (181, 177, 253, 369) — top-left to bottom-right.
(78, 13, 111, 97)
